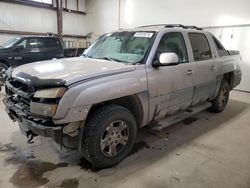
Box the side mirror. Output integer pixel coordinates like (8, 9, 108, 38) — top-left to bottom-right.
(154, 52, 179, 67)
(13, 45, 24, 52)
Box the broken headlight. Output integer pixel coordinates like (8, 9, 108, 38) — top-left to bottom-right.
(30, 102, 58, 117)
(31, 87, 66, 117)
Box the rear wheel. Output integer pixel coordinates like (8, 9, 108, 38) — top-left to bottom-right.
(209, 80, 230, 113)
(82, 104, 137, 168)
(0, 63, 8, 92)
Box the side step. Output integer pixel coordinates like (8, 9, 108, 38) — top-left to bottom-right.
(149, 102, 212, 131)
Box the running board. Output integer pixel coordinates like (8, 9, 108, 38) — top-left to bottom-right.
(149, 102, 212, 131)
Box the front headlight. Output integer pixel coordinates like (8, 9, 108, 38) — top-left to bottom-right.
(30, 102, 58, 117)
(31, 87, 66, 117)
(34, 87, 66, 99)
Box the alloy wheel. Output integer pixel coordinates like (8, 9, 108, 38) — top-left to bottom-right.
(218, 86, 228, 107)
(100, 120, 129, 157)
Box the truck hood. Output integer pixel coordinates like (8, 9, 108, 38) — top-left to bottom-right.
(11, 57, 136, 85)
(0, 47, 10, 53)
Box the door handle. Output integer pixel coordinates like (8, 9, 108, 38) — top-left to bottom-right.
(187, 69, 193, 76)
(210, 65, 216, 71)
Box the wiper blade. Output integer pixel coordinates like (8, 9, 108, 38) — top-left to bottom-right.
(98, 57, 124, 62)
(81, 54, 92, 58)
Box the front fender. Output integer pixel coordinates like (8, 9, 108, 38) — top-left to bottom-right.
(75, 77, 142, 105)
(54, 67, 147, 124)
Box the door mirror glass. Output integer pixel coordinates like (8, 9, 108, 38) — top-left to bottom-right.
(155, 52, 179, 66)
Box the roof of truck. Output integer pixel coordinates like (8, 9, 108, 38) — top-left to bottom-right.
(119, 24, 205, 33)
(19, 36, 60, 39)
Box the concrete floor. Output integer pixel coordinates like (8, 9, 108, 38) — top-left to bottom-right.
(0, 90, 250, 188)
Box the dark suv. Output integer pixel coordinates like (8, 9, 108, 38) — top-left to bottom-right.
(0, 36, 64, 88)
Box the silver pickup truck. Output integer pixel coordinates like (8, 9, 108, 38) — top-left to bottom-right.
(3, 24, 241, 168)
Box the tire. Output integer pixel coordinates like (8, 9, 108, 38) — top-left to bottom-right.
(209, 80, 230, 113)
(81, 104, 137, 168)
(0, 63, 9, 92)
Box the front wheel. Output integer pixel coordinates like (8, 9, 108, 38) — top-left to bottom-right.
(209, 80, 230, 113)
(82, 104, 137, 168)
(0, 63, 8, 92)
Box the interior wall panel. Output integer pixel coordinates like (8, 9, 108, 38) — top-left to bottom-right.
(0, 0, 87, 43)
(86, 0, 250, 35)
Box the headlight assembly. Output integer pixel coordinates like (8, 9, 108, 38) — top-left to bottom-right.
(31, 87, 66, 117)
(34, 87, 66, 99)
(30, 102, 58, 117)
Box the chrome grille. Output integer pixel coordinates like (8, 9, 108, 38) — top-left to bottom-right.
(5, 79, 36, 115)
(4, 76, 53, 125)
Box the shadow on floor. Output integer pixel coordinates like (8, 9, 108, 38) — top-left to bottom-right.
(46, 99, 250, 170)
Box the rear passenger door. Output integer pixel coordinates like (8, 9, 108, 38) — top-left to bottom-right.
(40, 38, 64, 60)
(188, 33, 217, 105)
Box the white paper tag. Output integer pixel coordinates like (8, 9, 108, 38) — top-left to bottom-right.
(134, 32, 154, 38)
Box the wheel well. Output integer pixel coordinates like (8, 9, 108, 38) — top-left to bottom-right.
(0, 60, 10, 67)
(86, 95, 144, 127)
(223, 72, 234, 90)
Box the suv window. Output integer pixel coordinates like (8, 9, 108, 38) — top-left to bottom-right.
(212, 35, 229, 57)
(16, 39, 27, 48)
(188, 33, 212, 61)
(156, 32, 188, 63)
(212, 36, 225, 50)
(15, 38, 42, 49)
(27, 38, 44, 48)
(43, 38, 61, 48)
(84, 31, 155, 64)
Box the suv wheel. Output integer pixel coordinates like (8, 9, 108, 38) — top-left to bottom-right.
(82, 104, 137, 168)
(0, 63, 8, 92)
(209, 80, 230, 113)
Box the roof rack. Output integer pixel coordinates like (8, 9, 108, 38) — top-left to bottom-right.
(138, 24, 203, 30)
(183, 25, 203, 30)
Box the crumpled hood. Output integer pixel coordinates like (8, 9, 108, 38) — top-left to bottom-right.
(11, 57, 136, 85)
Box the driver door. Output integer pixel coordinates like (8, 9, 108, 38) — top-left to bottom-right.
(147, 32, 195, 121)
(12, 38, 42, 66)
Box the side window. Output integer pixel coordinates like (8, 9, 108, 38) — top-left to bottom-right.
(27, 38, 44, 49)
(43, 38, 61, 48)
(188, 33, 212, 61)
(16, 39, 27, 49)
(212, 35, 229, 57)
(212, 36, 225, 50)
(156, 32, 188, 63)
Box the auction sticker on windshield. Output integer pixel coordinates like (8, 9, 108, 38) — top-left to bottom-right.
(134, 32, 154, 38)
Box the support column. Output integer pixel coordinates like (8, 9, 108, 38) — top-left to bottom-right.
(56, 0, 63, 40)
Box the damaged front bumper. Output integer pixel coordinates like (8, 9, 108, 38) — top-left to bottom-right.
(3, 72, 82, 150)
(3, 97, 63, 144)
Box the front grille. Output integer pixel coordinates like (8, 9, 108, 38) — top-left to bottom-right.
(5, 78, 36, 117)
(6, 79, 35, 98)
(5, 81, 53, 126)
(5, 81, 33, 114)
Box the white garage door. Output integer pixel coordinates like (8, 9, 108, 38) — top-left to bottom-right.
(206, 26, 250, 92)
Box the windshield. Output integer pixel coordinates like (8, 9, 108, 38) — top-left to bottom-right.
(83, 31, 155, 64)
(0, 37, 21, 48)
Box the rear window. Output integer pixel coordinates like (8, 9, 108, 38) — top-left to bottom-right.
(188, 33, 212, 61)
(212, 35, 229, 57)
(212, 36, 225, 50)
